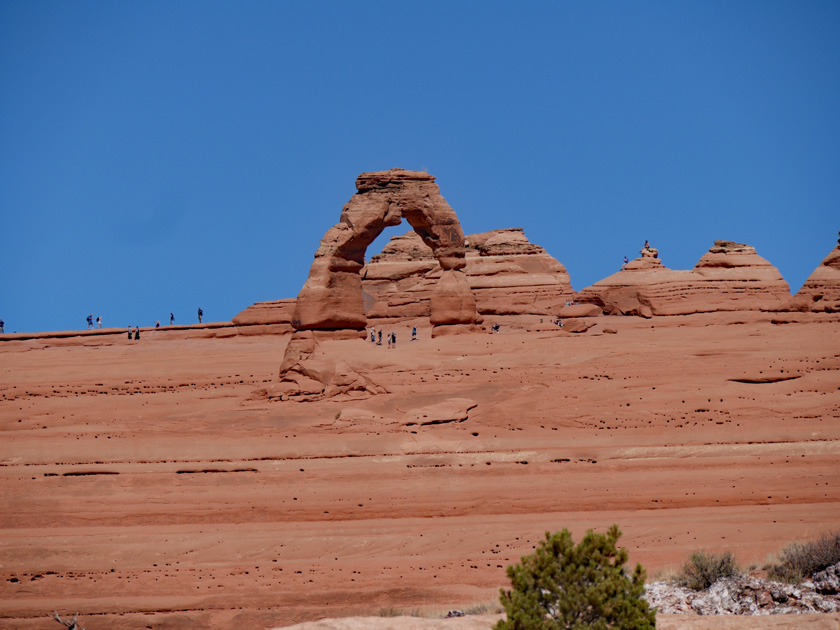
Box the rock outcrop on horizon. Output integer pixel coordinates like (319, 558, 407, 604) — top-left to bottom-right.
(291, 169, 478, 335)
(575, 241, 791, 317)
(232, 298, 296, 333)
(789, 232, 840, 312)
(361, 228, 574, 319)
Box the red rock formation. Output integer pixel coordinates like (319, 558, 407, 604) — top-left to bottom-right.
(690, 241, 791, 312)
(464, 228, 574, 315)
(272, 330, 384, 401)
(361, 228, 574, 318)
(789, 232, 840, 312)
(231, 298, 296, 334)
(574, 243, 679, 317)
(553, 303, 603, 318)
(575, 241, 791, 316)
(282, 169, 479, 391)
(362, 232, 440, 319)
(292, 169, 477, 334)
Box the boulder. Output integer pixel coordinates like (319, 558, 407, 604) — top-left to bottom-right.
(552, 303, 603, 318)
(562, 318, 597, 333)
(813, 561, 840, 595)
(275, 331, 384, 401)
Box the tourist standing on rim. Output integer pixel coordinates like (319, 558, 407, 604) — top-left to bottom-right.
(197, 307, 203, 323)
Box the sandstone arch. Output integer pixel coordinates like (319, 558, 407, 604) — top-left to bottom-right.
(292, 169, 478, 334)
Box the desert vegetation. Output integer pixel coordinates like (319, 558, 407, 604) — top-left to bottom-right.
(495, 525, 655, 630)
(671, 531, 840, 591)
(674, 550, 740, 591)
(767, 531, 840, 584)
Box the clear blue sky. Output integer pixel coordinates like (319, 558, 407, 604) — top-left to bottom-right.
(1, 1, 838, 333)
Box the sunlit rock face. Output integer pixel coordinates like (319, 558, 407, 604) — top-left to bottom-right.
(789, 232, 840, 313)
(362, 228, 574, 318)
(292, 168, 477, 334)
(575, 240, 791, 316)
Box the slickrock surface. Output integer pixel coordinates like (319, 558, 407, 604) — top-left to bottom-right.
(791, 232, 840, 312)
(576, 241, 791, 316)
(362, 228, 573, 319)
(1, 311, 839, 629)
(278, 616, 503, 630)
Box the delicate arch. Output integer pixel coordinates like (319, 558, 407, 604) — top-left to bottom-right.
(292, 169, 477, 332)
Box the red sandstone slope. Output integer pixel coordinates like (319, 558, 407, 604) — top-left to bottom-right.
(1, 311, 838, 629)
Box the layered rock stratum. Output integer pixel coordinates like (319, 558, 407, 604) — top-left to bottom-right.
(361, 228, 573, 319)
(575, 241, 791, 316)
(790, 232, 840, 313)
(1, 308, 838, 629)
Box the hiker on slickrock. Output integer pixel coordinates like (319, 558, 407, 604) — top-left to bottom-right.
(197, 307, 203, 323)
